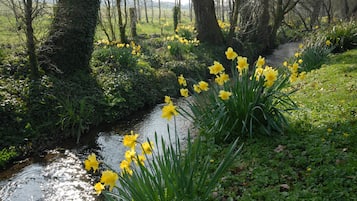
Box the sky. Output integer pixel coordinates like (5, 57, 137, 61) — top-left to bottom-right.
(159, 0, 190, 5)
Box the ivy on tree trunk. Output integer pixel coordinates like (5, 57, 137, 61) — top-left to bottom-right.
(38, 0, 100, 75)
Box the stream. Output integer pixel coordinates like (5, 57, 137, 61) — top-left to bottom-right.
(0, 42, 299, 201)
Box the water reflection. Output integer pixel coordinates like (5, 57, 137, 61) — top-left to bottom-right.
(0, 99, 191, 201)
(0, 150, 96, 201)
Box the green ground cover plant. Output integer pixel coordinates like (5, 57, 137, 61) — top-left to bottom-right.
(210, 49, 357, 200)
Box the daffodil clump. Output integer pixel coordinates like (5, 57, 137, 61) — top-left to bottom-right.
(84, 131, 154, 196)
(165, 30, 199, 59)
(175, 24, 197, 41)
(96, 39, 141, 56)
(292, 39, 333, 72)
(171, 47, 297, 143)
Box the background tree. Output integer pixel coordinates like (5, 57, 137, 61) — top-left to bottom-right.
(100, 0, 116, 41)
(192, 0, 224, 45)
(0, 0, 46, 79)
(117, 0, 128, 43)
(227, 0, 239, 45)
(38, 0, 100, 75)
(269, 0, 300, 48)
(143, 0, 148, 23)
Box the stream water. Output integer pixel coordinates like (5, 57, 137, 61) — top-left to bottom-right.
(0, 42, 299, 201)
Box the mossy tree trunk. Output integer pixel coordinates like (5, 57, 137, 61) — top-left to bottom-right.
(38, 0, 100, 75)
(192, 0, 224, 45)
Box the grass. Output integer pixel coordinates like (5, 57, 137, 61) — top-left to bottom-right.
(211, 49, 357, 200)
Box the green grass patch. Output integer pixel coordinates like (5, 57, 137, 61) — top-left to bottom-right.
(212, 49, 357, 200)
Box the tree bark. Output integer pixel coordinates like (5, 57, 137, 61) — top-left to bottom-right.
(117, 0, 128, 43)
(192, 0, 224, 45)
(227, 0, 239, 46)
(130, 7, 137, 37)
(143, 0, 148, 23)
(38, 0, 100, 75)
(24, 0, 39, 80)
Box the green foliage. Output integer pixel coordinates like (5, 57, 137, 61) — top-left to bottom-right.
(176, 24, 196, 41)
(101, 130, 241, 201)
(91, 46, 138, 71)
(57, 97, 93, 143)
(325, 21, 357, 53)
(167, 40, 187, 60)
(0, 147, 18, 168)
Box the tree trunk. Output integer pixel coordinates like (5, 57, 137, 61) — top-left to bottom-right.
(310, 1, 322, 29)
(143, 0, 148, 23)
(117, 0, 128, 43)
(227, 0, 239, 46)
(192, 0, 224, 45)
(105, 0, 116, 41)
(189, 0, 193, 22)
(130, 7, 137, 37)
(137, 0, 141, 21)
(24, 0, 39, 80)
(158, 0, 161, 21)
(38, 0, 99, 75)
(256, 0, 270, 51)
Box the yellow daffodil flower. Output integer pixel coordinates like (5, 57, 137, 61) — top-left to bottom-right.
(141, 141, 154, 155)
(94, 182, 105, 195)
(161, 102, 178, 120)
(263, 66, 278, 87)
(100, 170, 119, 191)
(237, 56, 249, 74)
(125, 149, 136, 162)
(215, 73, 229, 86)
(218, 90, 232, 100)
(84, 153, 99, 173)
(225, 47, 238, 60)
(256, 56, 265, 68)
(198, 81, 209, 91)
(180, 88, 189, 97)
(123, 131, 139, 149)
(178, 74, 187, 86)
(208, 61, 225, 75)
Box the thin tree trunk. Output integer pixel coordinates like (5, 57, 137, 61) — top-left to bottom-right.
(137, 0, 141, 21)
(98, 11, 112, 41)
(189, 0, 193, 22)
(221, 0, 224, 21)
(24, 0, 39, 80)
(227, 0, 239, 46)
(143, 0, 148, 23)
(151, 0, 153, 23)
(130, 7, 137, 37)
(116, 0, 128, 43)
(105, 0, 116, 41)
(158, 0, 161, 21)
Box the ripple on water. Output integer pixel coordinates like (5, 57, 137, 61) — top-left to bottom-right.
(0, 150, 97, 201)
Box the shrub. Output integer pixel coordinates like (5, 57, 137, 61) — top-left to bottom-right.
(0, 147, 18, 169)
(176, 48, 298, 143)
